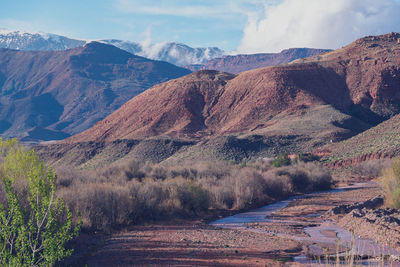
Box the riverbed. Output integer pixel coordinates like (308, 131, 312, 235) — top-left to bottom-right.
(211, 182, 400, 266)
(79, 180, 398, 266)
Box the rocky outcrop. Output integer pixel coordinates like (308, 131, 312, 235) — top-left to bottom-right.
(327, 152, 394, 168)
(338, 206, 400, 250)
(328, 195, 384, 215)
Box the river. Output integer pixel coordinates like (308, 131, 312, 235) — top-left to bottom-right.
(210, 182, 400, 266)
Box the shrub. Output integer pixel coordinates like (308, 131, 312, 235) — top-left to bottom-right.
(0, 138, 80, 266)
(262, 170, 292, 199)
(59, 183, 133, 231)
(272, 152, 291, 167)
(232, 169, 266, 209)
(275, 162, 332, 193)
(393, 188, 400, 209)
(54, 158, 333, 231)
(352, 159, 391, 179)
(178, 184, 210, 213)
(288, 169, 310, 192)
(380, 158, 400, 208)
(298, 153, 320, 162)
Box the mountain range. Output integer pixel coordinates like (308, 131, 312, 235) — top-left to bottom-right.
(186, 48, 331, 74)
(37, 33, 400, 168)
(0, 29, 224, 66)
(0, 41, 190, 141)
(0, 29, 330, 70)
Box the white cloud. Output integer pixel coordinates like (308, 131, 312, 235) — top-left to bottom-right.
(237, 0, 400, 53)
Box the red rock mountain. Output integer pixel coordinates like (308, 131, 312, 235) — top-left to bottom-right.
(66, 33, 400, 144)
(0, 42, 190, 141)
(186, 48, 331, 74)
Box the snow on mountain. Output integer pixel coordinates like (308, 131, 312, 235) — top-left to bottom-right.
(0, 29, 86, 51)
(100, 39, 225, 66)
(0, 29, 225, 66)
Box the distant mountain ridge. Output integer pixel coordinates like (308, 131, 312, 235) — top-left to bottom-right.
(186, 48, 332, 74)
(0, 29, 224, 66)
(100, 39, 224, 67)
(0, 42, 190, 141)
(0, 29, 86, 50)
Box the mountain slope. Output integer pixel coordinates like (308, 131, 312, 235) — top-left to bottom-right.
(0, 42, 191, 141)
(186, 48, 331, 73)
(293, 33, 400, 119)
(66, 64, 372, 143)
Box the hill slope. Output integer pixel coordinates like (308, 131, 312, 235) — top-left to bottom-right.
(0, 42, 190, 141)
(320, 114, 400, 166)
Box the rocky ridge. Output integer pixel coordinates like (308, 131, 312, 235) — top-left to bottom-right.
(186, 48, 331, 73)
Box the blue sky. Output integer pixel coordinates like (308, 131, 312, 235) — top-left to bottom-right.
(1, 0, 400, 53)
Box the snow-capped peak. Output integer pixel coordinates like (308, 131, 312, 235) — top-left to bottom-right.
(0, 29, 225, 66)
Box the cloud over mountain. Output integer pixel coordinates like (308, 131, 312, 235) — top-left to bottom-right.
(237, 0, 400, 53)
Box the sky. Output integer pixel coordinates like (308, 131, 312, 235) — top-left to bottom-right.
(1, 0, 400, 53)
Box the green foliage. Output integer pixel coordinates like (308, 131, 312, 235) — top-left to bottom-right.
(380, 158, 400, 209)
(272, 152, 291, 167)
(0, 138, 80, 266)
(392, 158, 400, 179)
(393, 188, 400, 210)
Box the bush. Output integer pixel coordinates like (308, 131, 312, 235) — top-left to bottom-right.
(0, 138, 80, 266)
(298, 153, 320, 162)
(275, 162, 332, 193)
(59, 183, 133, 232)
(393, 188, 400, 209)
(232, 169, 266, 209)
(54, 158, 333, 231)
(272, 152, 291, 167)
(380, 158, 400, 208)
(288, 170, 310, 192)
(178, 184, 210, 213)
(262, 170, 292, 199)
(352, 159, 391, 179)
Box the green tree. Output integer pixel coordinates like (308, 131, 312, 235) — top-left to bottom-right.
(0, 138, 80, 266)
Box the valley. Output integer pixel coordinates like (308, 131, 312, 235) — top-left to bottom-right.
(1, 28, 400, 266)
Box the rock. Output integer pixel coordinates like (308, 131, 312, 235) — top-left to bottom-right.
(328, 195, 384, 215)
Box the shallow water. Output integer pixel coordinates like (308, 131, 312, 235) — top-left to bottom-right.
(210, 183, 400, 266)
